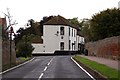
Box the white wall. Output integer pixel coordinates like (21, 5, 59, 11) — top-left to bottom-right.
(69, 27, 77, 51)
(77, 35, 84, 44)
(42, 25, 79, 53)
(32, 25, 84, 54)
(43, 25, 59, 53)
(43, 25, 70, 53)
(80, 36, 85, 44)
(76, 35, 85, 50)
(32, 44, 45, 54)
(76, 35, 79, 50)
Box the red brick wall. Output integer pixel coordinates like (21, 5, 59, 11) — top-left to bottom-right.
(85, 36, 120, 60)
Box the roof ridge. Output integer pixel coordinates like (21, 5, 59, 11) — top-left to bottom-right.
(44, 15, 79, 29)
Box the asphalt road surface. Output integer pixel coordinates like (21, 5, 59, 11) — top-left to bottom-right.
(2, 56, 94, 80)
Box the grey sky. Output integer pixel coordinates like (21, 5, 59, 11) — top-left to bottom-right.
(0, 0, 119, 32)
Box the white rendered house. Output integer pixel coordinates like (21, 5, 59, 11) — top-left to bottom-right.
(32, 15, 84, 54)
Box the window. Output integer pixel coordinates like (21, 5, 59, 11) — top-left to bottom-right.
(69, 27, 70, 36)
(74, 30, 75, 37)
(60, 42, 64, 50)
(78, 37, 79, 43)
(69, 40, 71, 50)
(78, 44, 80, 50)
(72, 29, 73, 37)
(72, 43, 74, 50)
(74, 41, 76, 50)
(60, 27, 64, 35)
(61, 36, 63, 39)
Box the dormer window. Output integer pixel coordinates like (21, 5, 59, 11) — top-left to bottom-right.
(60, 27, 64, 35)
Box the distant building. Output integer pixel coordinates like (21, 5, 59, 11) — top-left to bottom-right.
(32, 15, 84, 54)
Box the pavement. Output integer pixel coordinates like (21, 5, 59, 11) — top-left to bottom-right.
(2, 56, 94, 80)
(79, 55, 119, 70)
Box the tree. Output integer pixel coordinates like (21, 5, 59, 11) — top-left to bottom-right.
(81, 19, 92, 42)
(14, 27, 35, 57)
(15, 19, 44, 57)
(14, 20, 42, 44)
(16, 35, 34, 58)
(39, 16, 54, 35)
(14, 28, 25, 45)
(68, 17, 82, 27)
(89, 8, 120, 41)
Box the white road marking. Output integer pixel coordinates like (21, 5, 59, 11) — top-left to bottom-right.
(71, 57, 96, 80)
(0, 57, 35, 74)
(47, 62, 51, 66)
(47, 57, 53, 66)
(38, 57, 54, 80)
(44, 66, 48, 72)
(38, 73, 44, 80)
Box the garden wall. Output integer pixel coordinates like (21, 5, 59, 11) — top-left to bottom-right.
(2, 40, 16, 68)
(85, 36, 120, 60)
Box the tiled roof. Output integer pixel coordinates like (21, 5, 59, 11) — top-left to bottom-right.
(44, 15, 79, 29)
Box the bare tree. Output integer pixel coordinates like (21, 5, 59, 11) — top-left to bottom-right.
(2, 8, 17, 67)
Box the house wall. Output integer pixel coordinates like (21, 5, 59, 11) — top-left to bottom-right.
(80, 37, 84, 44)
(32, 44, 45, 54)
(76, 36, 79, 50)
(76, 35, 85, 50)
(43, 25, 70, 53)
(32, 25, 84, 54)
(69, 27, 77, 51)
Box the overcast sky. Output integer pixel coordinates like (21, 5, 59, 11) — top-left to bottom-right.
(0, 0, 120, 32)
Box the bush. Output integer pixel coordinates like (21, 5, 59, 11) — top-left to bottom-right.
(16, 41, 34, 58)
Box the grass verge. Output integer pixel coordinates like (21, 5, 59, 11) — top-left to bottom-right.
(73, 55, 120, 80)
(2, 57, 31, 71)
(16, 57, 31, 65)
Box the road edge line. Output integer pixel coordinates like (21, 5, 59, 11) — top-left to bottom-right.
(71, 57, 96, 80)
(0, 57, 35, 74)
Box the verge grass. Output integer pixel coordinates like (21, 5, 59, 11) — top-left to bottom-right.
(73, 55, 120, 80)
(2, 57, 31, 71)
(16, 57, 31, 65)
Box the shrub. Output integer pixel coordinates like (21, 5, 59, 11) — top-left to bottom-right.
(16, 41, 34, 58)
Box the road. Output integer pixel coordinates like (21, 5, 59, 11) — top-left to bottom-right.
(2, 56, 94, 80)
